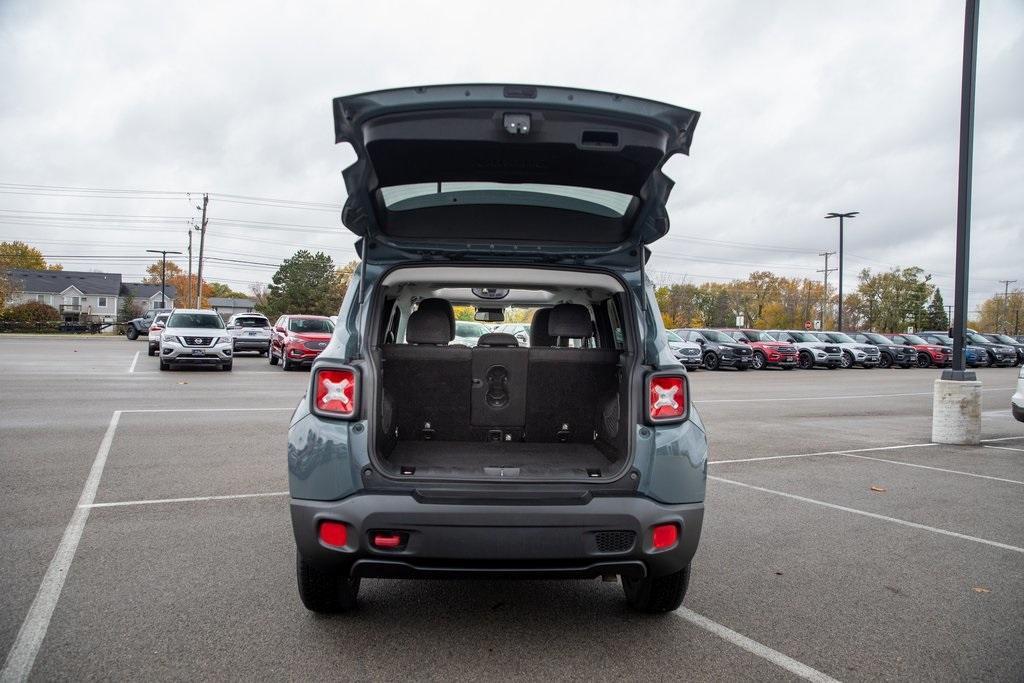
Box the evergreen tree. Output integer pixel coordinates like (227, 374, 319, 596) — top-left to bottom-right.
(924, 290, 949, 331)
(263, 250, 338, 319)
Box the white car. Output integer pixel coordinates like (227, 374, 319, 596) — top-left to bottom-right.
(666, 330, 702, 370)
(146, 312, 170, 356)
(158, 309, 233, 371)
(766, 330, 843, 370)
(812, 331, 881, 369)
(1012, 366, 1024, 422)
(227, 312, 272, 356)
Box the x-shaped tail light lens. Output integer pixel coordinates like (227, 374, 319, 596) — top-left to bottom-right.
(314, 367, 358, 418)
(648, 375, 686, 422)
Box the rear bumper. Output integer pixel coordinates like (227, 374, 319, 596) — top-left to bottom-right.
(291, 494, 704, 580)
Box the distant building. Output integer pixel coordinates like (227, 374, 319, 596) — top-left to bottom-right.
(209, 297, 256, 320)
(119, 282, 177, 312)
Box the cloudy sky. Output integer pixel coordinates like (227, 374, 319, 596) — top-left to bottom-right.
(1, 0, 1021, 313)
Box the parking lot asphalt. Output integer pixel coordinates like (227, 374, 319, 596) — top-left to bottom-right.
(1, 336, 1022, 681)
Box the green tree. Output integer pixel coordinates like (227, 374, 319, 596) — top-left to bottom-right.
(0, 241, 62, 271)
(206, 282, 248, 299)
(924, 289, 950, 331)
(0, 271, 21, 309)
(118, 293, 141, 323)
(262, 250, 338, 319)
(853, 267, 934, 332)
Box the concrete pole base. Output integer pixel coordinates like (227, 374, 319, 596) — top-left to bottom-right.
(931, 378, 982, 445)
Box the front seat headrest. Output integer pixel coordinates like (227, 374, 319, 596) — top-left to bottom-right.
(530, 308, 555, 347)
(406, 298, 455, 345)
(476, 332, 519, 347)
(548, 303, 593, 338)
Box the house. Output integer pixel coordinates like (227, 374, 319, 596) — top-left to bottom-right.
(119, 282, 177, 312)
(209, 297, 256, 320)
(4, 269, 123, 324)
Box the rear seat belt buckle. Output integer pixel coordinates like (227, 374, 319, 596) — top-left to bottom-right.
(557, 423, 570, 443)
(421, 422, 435, 440)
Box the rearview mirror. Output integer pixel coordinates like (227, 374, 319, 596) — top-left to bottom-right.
(474, 308, 505, 323)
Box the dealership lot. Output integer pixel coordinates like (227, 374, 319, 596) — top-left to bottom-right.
(1, 337, 1022, 681)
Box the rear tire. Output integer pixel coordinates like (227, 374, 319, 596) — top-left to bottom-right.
(751, 351, 766, 370)
(296, 550, 359, 614)
(623, 564, 691, 613)
(703, 352, 719, 371)
(148, 346, 156, 357)
(126, 327, 139, 341)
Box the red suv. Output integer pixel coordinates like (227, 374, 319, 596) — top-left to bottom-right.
(885, 333, 950, 368)
(270, 315, 335, 370)
(723, 329, 799, 370)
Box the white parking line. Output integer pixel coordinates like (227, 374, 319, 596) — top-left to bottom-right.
(709, 442, 936, 465)
(699, 387, 1014, 404)
(982, 445, 1024, 453)
(839, 452, 1024, 485)
(709, 475, 1024, 554)
(980, 436, 1024, 443)
(127, 351, 139, 374)
(1, 411, 122, 683)
(82, 491, 289, 509)
(122, 407, 294, 414)
(676, 608, 839, 683)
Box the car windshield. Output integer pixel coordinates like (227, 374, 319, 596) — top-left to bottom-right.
(701, 330, 735, 343)
(666, 330, 683, 342)
(154, 314, 169, 324)
(235, 317, 269, 328)
(787, 332, 819, 343)
(826, 332, 857, 343)
(289, 318, 334, 333)
(167, 313, 224, 329)
(752, 332, 777, 342)
(862, 332, 891, 344)
(929, 335, 953, 345)
(966, 333, 989, 344)
(455, 321, 488, 339)
(993, 334, 1017, 344)
(902, 334, 927, 345)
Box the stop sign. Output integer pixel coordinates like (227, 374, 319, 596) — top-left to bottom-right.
(804, 321, 813, 330)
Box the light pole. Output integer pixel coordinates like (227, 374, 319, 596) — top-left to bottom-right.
(146, 249, 182, 309)
(825, 211, 858, 331)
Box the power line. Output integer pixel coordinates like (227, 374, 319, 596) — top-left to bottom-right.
(816, 251, 837, 329)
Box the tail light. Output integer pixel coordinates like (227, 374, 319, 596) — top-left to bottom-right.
(318, 520, 348, 548)
(647, 372, 688, 423)
(652, 523, 679, 550)
(311, 366, 359, 419)
(149, 325, 161, 332)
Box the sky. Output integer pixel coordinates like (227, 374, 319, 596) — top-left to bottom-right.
(0, 0, 1021, 314)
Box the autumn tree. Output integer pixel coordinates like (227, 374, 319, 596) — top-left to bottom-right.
(973, 289, 1024, 334)
(0, 241, 62, 271)
(0, 271, 21, 309)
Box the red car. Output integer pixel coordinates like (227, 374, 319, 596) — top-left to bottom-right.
(885, 333, 950, 368)
(269, 314, 335, 370)
(723, 329, 799, 370)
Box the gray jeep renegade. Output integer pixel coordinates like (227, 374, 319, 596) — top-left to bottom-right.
(288, 84, 708, 613)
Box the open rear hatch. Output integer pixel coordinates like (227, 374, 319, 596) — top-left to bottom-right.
(334, 84, 700, 265)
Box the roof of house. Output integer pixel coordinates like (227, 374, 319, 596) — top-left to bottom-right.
(120, 282, 177, 299)
(208, 297, 256, 308)
(4, 268, 123, 295)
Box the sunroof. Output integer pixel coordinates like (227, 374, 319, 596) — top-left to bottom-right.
(379, 182, 635, 218)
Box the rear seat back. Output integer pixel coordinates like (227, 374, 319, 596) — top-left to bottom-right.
(471, 333, 528, 434)
(526, 304, 620, 442)
(381, 298, 471, 441)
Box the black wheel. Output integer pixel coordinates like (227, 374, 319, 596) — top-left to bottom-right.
(703, 352, 720, 371)
(916, 353, 932, 368)
(751, 351, 766, 370)
(840, 351, 853, 369)
(281, 354, 291, 371)
(148, 346, 156, 357)
(623, 564, 691, 613)
(159, 360, 169, 371)
(798, 352, 814, 370)
(985, 352, 995, 368)
(269, 350, 279, 366)
(878, 353, 892, 369)
(221, 362, 233, 371)
(296, 550, 359, 613)
(126, 327, 139, 341)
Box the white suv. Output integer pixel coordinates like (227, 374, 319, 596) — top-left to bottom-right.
(158, 309, 233, 371)
(146, 312, 170, 356)
(227, 312, 272, 356)
(1013, 366, 1023, 422)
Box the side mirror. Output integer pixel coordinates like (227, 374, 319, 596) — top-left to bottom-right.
(696, 338, 706, 345)
(515, 332, 528, 344)
(156, 322, 166, 329)
(226, 324, 236, 330)
(275, 326, 285, 333)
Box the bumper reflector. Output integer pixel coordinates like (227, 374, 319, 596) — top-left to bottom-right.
(372, 532, 404, 549)
(319, 520, 347, 548)
(652, 523, 679, 550)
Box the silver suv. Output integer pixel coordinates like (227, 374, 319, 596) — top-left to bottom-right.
(227, 312, 272, 356)
(766, 330, 842, 369)
(159, 309, 233, 371)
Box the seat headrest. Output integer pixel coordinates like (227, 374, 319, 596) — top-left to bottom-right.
(406, 298, 455, 345)
(476, 332, 519, 347)
(548, 304, 593, 338)
(529, 308, 555, 347)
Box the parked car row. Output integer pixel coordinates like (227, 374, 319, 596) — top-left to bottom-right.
(667, 328, 1023, 371)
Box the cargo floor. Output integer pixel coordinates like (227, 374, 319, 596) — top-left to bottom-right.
(386, 440, 620, 479)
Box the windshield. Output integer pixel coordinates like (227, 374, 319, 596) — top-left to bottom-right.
(966, 333, 989, 344)
(787, 332, 817, 343)
(167, 313, 224, 329)
(929, 335, 953, 345)
(826, 332, 857, 343)
(901, 334, 927, 345)
(666, 330, 683, 343)
(381, 182, 635, 218)
(701, 330, 735, 343)
(993, 334, 1017, 344)
(455, 321, 489, 339)
(288, 318, 334, 333)
(752, 331, 777, 342)
(862, 332, 891, 345)
(154, 314, 169, 324)
(234, 317, 269, 328)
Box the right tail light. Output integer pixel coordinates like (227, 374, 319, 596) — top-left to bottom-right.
(647, 372, 688, 424)
(311, 366, 359, 419)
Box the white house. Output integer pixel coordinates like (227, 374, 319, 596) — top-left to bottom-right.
(119, 282, 177, 312)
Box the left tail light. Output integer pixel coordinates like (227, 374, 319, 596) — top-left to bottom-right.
(311, 366, 359, 419)
(647, 372, 688, 424)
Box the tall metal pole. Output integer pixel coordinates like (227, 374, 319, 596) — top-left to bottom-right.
(195, 194, 208, 308)
(998, 280, 1017, 332)
(825, 211, 858, 331)
(146, 249, 182, 309)
(187, 229, 193, 305)
(943, 0, 979, 381)
(817, 251, 836, 329)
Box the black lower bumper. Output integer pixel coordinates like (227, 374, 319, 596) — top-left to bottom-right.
(233, 339, 270, 351)
(291, 494, 704, 580)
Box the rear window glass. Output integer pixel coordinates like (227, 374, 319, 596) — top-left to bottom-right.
(288, 318, 334, 333)
(380, 182, 634, 217)
(454, 321, 488, 339)
(167, 313, 224, 329)
(235, 317, 269, 328)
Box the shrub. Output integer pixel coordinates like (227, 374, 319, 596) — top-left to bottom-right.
(1, 301, 60, 323)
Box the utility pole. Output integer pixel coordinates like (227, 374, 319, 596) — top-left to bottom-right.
(998, 280, 1017, 332)
(186, 229, 194, 305)
(817, 251, 836, 329)
(825, 211, 858, 331)
(195, 194, 208, 308)
(146, 249, 182, 309)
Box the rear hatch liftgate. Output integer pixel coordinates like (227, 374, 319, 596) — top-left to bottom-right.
(333, 84, 700, 267)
